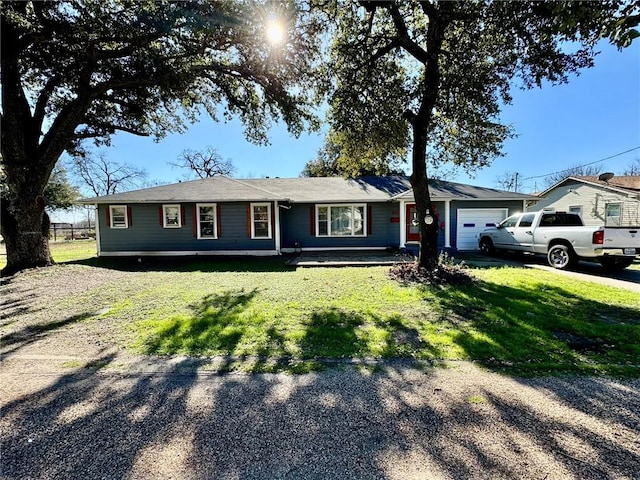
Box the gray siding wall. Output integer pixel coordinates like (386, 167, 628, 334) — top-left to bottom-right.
(98, 202, 275, 253)
(280, 202, 399, 249)
(450, 200, 524, 250)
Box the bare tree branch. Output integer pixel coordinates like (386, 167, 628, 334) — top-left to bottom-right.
(71, 152, 148, 196)
(169, 146, 236, 179)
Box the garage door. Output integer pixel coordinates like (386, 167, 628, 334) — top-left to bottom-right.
(456, 209, 508, 251)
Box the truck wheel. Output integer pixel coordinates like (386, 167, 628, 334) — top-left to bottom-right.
(547, 244, 576, 270)
(479, 237, 495, 256)
(599, 257, 634, 271)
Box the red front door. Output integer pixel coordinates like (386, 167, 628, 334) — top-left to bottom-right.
(406, 204, 420, 242)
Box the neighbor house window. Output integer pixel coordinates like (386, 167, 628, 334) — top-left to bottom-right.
(109, 205, 128, 228)
(316, 204, 365, 237)
(605, 203, 622, 226)
(197, 204, 217, 239)
(251, 203, 272, 239)
(163, 204, 181, 228)
(569, 205, 583, 217)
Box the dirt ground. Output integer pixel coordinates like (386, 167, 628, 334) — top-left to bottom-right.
(1, 264, 640, 479)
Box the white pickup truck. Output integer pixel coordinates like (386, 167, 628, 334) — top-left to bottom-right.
(478, 210, 640, 270)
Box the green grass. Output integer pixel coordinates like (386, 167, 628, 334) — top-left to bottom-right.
(93, 262, 638, 376)
(3, 240, 639, 376)
(0, 239, 97, 269)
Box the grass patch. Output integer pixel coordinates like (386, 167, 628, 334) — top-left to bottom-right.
(83, 261, 640, 377)
(0, 240, 97, 269)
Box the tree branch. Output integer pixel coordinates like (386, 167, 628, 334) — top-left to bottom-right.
(74, 123, 150, 139)
(33, 75, 61, 134)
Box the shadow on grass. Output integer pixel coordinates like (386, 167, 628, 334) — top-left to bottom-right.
(135, 290, 442, 373)
(140, 289, 260, 356)
(1, 312, 95, 357)
(426, 279, 640, 376)
(66, 255, 296, 273)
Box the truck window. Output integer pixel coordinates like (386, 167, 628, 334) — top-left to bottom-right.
(500, 215, 519, 228)
(539, 213, 583, 227)
(518, 214, 535, 228)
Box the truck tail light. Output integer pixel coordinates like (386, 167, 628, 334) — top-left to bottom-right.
(592, 230, 604, 245)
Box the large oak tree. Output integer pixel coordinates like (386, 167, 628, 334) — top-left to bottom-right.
(327, 1, 628, 269)
(1, 0, 324, 274)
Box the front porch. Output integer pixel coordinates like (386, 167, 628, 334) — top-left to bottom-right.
(285, 250, 416, 267)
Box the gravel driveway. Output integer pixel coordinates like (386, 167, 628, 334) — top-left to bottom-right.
(1, 264, 639, 479)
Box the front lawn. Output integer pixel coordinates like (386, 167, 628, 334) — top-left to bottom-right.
(3, 241, 638, 376)
(0, 239, 97, 270)
(93, 261, 639, 376)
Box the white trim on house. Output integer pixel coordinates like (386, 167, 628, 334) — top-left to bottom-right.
(274, 201, 281, 253)
(444, 200, 451, 248)
(195, 203, 218, 239)
(293, 246, 387, 252)
(250, 202, 272, 239)
(399, 200, 408, 246)
(162, 204, 182, 228)
(99, 250, 279, 257)
(94, 204, 101, 256)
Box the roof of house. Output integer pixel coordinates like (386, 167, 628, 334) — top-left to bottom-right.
(539, 175, 640, 197)
(79, 176, 284, 204)
(573, 175, 640, 192)
(389, 178, 535, 201)
(80, 175, 536, 204)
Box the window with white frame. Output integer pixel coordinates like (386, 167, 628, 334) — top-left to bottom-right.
(163, 204, 181, 228)
(251, 203, 271, 239)
(109, 205, 128, 228)
(316, 204, 365, 237)
(197, 204, 217, 239)
(605, 203, 622, 226)
(569, 205, 583, 217)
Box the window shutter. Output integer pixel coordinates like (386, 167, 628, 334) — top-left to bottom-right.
(246, 204, 251, 236)
(106, 206, 111, 227)
(192, 205, 198, 237)
(181, 206, 186, 227)
(367, 205, 372, 235)
(310, 205, 315, 235)
(217, 205, 222, 237)
(127, 206, 133, 227)
(159, 206, 164, 226)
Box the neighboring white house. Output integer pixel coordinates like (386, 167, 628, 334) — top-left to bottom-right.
(530, 175, 640, 227)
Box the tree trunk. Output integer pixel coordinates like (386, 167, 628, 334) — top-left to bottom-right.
(408, 3, 451, 271)
(410, 127, 439, 270)
(1, 188, 54, 276)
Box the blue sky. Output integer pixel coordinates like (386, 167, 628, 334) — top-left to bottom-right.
(76, 39, 640, 194)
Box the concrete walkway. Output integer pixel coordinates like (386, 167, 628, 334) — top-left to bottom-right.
(286, 250, 416, 267)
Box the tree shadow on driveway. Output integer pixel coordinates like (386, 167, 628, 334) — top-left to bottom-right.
(1, 355, 639, 479)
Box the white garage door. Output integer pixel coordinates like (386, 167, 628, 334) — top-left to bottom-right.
(456, 209, 508, 251)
